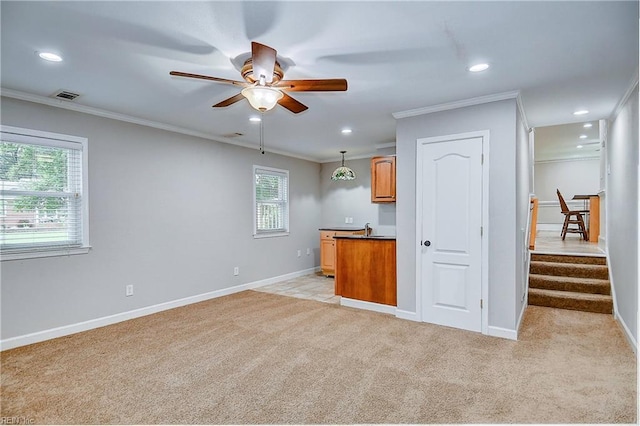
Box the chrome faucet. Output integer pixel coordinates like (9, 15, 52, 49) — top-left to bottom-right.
(364, 222, 371, 236)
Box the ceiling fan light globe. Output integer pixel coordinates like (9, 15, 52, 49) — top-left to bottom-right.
(241, 86, 283, 112)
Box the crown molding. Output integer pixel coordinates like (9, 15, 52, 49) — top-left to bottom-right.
(534, 156, 600, 164)
(610, 70, 639, 121)
(375, 142, 396, 149)
(392, 90, 522, 119)
(0, 88, 318, 163)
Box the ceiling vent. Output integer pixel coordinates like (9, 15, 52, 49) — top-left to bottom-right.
(51, 90, 80, 101)
(222, 132, 244, 138)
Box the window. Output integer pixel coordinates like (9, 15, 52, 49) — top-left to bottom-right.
(253, 166, 289, 237)
(1, 126, 89, 260)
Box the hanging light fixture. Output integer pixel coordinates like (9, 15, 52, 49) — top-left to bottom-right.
(331, 151, 356, 181)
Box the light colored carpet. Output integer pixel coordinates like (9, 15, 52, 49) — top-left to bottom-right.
(1, 290, 636, 424)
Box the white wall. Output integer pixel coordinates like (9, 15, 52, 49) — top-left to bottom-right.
(606, 82, 638, 348)
(320, 153, 397, 236)
(534, 159, 600, 226)
(396, 98, 523, 334)
(0, 97, 322, 341)
(515, 106, 531, 324)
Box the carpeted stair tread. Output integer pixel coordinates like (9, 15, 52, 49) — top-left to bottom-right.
(529, 288, 613, 314)
(530, 260, 609, 279)
(529, 274, 611, 295)
(530, 253, 606, 265)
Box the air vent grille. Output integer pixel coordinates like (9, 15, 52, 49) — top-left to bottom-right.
(222, 132, 244, 138)
(51, 90, 80, 101)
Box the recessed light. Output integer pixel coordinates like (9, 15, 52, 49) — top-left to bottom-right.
(573, 110, 589, 116)
(577, 145, 583, 149)
(341, 128, 352, 134)
(249, 117, 261, 122)
(38, 52, 63, 62)
(583, 123, 593, 128)
(468, 63, 489, 72)
(579, 135, 587, 139)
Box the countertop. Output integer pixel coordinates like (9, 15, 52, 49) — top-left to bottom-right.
(333, 235, 396, 240)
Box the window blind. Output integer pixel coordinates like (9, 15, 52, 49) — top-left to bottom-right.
(1, 132, 85, 253)
(254, 166, 289, 235)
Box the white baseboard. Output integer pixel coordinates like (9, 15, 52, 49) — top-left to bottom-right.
(396, 309, 420, 322)
(0, 267, 319, 351)
(487, 325, 518, 341)
(615, 311, 638, 354)
(340, 297, 396, 315)
(598, 235, 606, 252)
(515, 300, 527, 340)
(536, 223, 563, 232)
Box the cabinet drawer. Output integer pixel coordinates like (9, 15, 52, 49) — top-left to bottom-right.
(320, 231, 336, 239)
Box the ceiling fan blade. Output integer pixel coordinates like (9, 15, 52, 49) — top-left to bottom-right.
(278, 93, 308, 114)
(276, 79, 348, 92)
(251, 42, 277, 84)
(212, 93, 246, 108)
(170, 71, 246, 86)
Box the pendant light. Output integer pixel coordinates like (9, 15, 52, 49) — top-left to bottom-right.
(331, 151, 356, 181)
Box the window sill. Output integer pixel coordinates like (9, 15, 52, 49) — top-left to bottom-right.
(1, 246, 91, 261)
(253, 232, 290, 239)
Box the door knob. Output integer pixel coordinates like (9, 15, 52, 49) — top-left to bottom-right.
(423, 240, 431, 247)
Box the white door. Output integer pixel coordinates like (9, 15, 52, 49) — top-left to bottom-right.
(417, 134, 484, 332)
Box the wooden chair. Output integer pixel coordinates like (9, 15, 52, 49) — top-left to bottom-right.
(557, 189, 589, 240)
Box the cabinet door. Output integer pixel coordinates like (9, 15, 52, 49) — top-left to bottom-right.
(371, 156, 396, 202)
(320, 238, 335, 274)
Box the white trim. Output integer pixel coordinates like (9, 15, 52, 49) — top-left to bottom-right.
(610, 245, 638, 354)
(0, 125, 90, 258)
(598, 235, 606, 252)
(516, 298, 528, 340)
(0, 267, 318, 351)
(414, 130, 490, 335)
(340, 297, 396, 315)
(536, 224, 563, 232)
(375, 142, 397, 150)
(395, 309, 419, 322)
(515, 92, 530, 132)
(1, 246, 91, 261)
(1, 88, 318, 163)
(534, 156, 600, 164)
(610, 72, 638, 121)
(393, 91, 520, 119)
(253, 165, 290, 237)
(615, 314, 638, 354)
(487, 325, 518, 341)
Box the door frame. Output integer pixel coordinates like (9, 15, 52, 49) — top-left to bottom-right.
(415, 130, 490, 335)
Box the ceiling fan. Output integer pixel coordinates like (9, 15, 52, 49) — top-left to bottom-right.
(170, 42, 348, 114)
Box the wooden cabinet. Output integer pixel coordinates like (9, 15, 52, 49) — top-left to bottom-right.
(320, 229, 365, 276)
(335, 238, 396, 306)
(371, 156, 396, 203)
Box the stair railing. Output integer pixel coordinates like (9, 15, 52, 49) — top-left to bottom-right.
(529, 196, 539, 250)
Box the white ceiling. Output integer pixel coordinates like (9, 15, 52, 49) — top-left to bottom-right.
(1, 1, 637, 162)
(534, 121, 601, 162)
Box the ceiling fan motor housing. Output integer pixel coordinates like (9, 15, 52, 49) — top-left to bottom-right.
(241, 59, 284, 85)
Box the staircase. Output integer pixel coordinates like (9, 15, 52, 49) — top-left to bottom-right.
(528, 253, 613, 314)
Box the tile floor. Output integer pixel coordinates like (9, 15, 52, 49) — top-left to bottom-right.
(257, 229, 606, 304)
(254, 272, 339, 304)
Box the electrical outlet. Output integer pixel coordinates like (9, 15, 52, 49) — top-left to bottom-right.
(306, 248, 311, 255)
(345, 216, 349, 224)
(297, 250, 301, 257)
(125, 285, 134, 297)
(233, 266, 239, 276)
